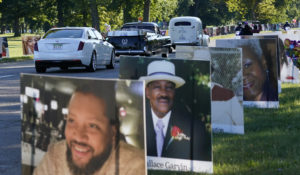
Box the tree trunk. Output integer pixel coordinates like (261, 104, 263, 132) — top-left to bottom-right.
(0, 18, 5, 34)
(57, 0, 64, 27)
(123, 5, 131, 23)
(21, 23, 24, 34)
(193, 0, 200, 17)
(143, 0, 150, 22)
(13, 18, 20, 37)
(1, 26, 5, 34)
(82, 5, 88, 26)
(89, 0, 100, 31)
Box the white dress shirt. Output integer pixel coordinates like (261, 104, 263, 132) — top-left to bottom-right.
(151, 109, 171, 137)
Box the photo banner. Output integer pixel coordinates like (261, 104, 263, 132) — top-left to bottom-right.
(175, 46, 244, 134)
(278, 31, 300, 83)
(20, 74, 146, 175)
(22, 36, 41, 55)
(216, 39, 279, 108)
(0, 37, 9, 58)
(243, 32, 300, 84)
(119, 56, 212, 173)
(242, 35, 281, 78)
(241, 34, 285, 92)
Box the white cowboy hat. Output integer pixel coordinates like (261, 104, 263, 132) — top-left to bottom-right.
(139, 60, 185, 88)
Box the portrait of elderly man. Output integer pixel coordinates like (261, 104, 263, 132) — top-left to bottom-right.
(139, 60, 207, 160)
(33, 84, 145, 175)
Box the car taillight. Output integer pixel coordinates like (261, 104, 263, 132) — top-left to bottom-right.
(34, 43, 39, 51)
(78, 41, 84, 50)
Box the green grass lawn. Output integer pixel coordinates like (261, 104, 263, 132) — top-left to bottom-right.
(149, 83, 300, 174)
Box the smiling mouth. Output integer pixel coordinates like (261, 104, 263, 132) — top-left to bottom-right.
(243, 80, 254, 90)
(71, 142, 93, 159)
(74, 145, 89, 153)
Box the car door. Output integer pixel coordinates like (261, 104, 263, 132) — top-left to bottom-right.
(87, 29, 103, 64)
(92, 29, 111, 63)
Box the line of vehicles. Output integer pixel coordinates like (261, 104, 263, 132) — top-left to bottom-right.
(33, 16, 209, 73)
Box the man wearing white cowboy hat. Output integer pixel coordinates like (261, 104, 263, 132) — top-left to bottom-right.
(139, 60, 207, 160)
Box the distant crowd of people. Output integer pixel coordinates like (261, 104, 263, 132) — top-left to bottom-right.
(235, 21, 294, 36)
(235, 22, 262, 36)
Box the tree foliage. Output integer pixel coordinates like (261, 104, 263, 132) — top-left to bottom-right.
(176, 0, 234, 26)
(225, 0, 297, 23)
(150, 0, 178, 22)
(0, 0, 298, 34)
(286, 0, 300, 21)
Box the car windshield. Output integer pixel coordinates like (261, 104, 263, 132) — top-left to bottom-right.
(121, 25, 155, 33)
(43, 29, 83, 39)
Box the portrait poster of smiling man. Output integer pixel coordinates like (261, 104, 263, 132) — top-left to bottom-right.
(216, 39, 279, 108)
(119, 57, 212, 173)
(20, 74, 146, 175)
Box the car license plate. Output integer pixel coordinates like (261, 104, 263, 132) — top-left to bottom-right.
(53, 43, 63, 50)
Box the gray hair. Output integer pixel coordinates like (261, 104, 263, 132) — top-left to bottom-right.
(239, 39, 263, 60)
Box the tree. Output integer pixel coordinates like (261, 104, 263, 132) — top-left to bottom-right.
(225, 0, 292, 23)
(143, 0, 150, 22)
(150, 0, 178, 22)
(106, 0, 137, 24)
(89, 0, 100, 30)
(176, 0, 194, 16)
(176, 0, 233, 26)
(0, 0, 41, 36)
(225, 0, 262, 21)
(286, 0, 300, 22)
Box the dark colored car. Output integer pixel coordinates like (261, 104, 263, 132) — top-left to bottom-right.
(107, 22, 171, 57)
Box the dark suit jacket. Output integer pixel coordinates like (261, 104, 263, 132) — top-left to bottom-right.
(146, 103, 211, 161)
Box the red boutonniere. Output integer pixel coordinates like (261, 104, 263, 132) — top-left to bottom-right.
(166, 126, 190, 149)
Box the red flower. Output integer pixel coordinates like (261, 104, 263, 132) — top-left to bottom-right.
(166, 125, 190, 150)
(171, 126, 182, 137)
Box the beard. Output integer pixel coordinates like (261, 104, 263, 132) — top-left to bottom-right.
(66, 141, 113, 175)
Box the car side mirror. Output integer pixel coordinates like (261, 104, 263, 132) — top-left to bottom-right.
(88, 36, 91, 39)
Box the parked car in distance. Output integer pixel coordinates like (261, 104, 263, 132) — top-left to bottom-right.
(34, 27, 115, 73)
(169, 16, 209, 46)
(107, 22, 171, 57)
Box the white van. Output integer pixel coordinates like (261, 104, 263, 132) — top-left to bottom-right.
(169, 16, 209, 46)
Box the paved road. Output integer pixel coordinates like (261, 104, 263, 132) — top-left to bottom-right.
(0, 60, 120, 175)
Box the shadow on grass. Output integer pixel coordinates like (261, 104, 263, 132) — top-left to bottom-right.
(211, 83, 300, 174)
(0, 56, 33, 63)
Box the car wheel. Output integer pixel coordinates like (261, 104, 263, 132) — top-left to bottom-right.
(35, 62, 46, 73)
(106, 50, 115, 69)
(87, 51, 97, 72)
(162, 52, 168, 58)
(169, 46, 174, 53)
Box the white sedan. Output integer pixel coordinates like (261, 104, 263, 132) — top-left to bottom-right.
(34, 27, 115, 73)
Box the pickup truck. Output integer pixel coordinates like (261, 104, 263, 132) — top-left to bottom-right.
(107, 22, 171, 57)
